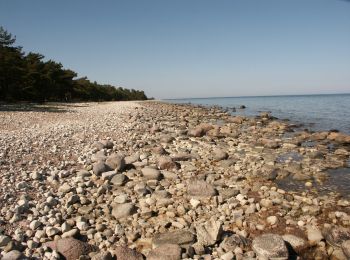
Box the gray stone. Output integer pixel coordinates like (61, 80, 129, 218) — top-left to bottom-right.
(252, 234, 288, 260)
(157, 156, 177, 170)
(1, 250, 26, 260)
(307, 226, 323, 245)
(219, 188, 240, 200)
(213, 149, 228, 161)
(153, 230, 195, 247)
(196, 219, 222, 246)
(147, 244, 182, 260)
(293, 172, 311, 181)
(0, 235, 11, 247)
(125, 154, 140, 164)
(141, 167, 161, 180)
(220, 234, 249, 252)
(111, 203, 137, 219)
(93, 162, 110, 175)
(77, 169, 91, 178)
(187, 179, 217, 198)
(114, 246, 143, 260)
(58, 183, 72, 194)
(101, 171, 117, 181)
(341, 240, 350, 258)
(110, 174, 128, 186)
(106, 153, 125, 172)
(323, 226, 350, 247)
(282, 234, 306, 251)
(91, 251, 113, 260)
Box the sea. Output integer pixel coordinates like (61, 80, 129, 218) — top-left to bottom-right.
(166, 93, 350, 134)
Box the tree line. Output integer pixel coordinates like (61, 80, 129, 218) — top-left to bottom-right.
(0, 26, 148, 102)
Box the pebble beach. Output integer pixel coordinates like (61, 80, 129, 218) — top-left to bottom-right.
(1, 101, 350, 260)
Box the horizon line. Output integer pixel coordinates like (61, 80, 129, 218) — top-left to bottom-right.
(163, 92, 350, 100)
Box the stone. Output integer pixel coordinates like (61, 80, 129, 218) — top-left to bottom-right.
(105, 153, 125, 172)
(110, 174, 128, 186)
(58, 183, 72, 193)
(1, 250, 25, 260)
(45, 238, 97, 260)
(91, 251, 113, 260)
(293, 172, 311, 181)
(101, 140, 114, 149)
(323, 226, 350, 247)
(125, 154, 140, 164)
(152, 230, 195, 247)
(221, 251, 234, 260)
(114, 246, 144, 260)
(93, 161, 110, 175)
(0, 235, 11, 247)
(260, 199, 273, 208)
(111, 203, 137, 219)
(101, 171, 117, 181)
(147, 244, 182, 260)
(213, 149, 228, 161)
(307, 226, 324, 245)
(219, 188, 240, 200)
(62, 229, 79, 238)
(187, 179, 217, 198)
(188, 128, 205, 137)
(162, 171, 178, 180)
(331, 248, 348, 260)
(46, 227, 60, 237)
(252, 234, 288, 260)
(141, 167, 161, 180)
(267, 216, 278, 225)
(190, 198, 201, 208)
(158, 156, 177, 170)
(282, 234, 306, 251)
(220, 234, 249, 252)
(77, 169, 91, 178)
(341, 240, 350, 258)
(196, 219, 222, 246)
(92, 141, 105, 150)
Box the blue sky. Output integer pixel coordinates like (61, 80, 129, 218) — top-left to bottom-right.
(1, 0, 350, 99)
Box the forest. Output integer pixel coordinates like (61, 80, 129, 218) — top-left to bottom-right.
(0, 26, 148, 102)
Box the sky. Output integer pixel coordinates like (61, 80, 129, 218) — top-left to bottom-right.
(1, 0, 350, 99)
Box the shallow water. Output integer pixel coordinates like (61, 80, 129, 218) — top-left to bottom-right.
(166, 94, 350, 134)
(276, 167, 350, 197)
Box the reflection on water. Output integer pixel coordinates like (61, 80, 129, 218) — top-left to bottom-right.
(276, 167, 350, 198)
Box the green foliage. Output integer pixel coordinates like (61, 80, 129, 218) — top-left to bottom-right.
(0, 26, 148, 102)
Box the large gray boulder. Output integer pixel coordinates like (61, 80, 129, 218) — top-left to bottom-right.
(252, 234, 288, 260)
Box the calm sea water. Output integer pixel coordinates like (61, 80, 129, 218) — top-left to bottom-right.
(165, 94, 350, 134)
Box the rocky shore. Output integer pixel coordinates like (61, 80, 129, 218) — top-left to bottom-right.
(1, 101, 350, 260)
